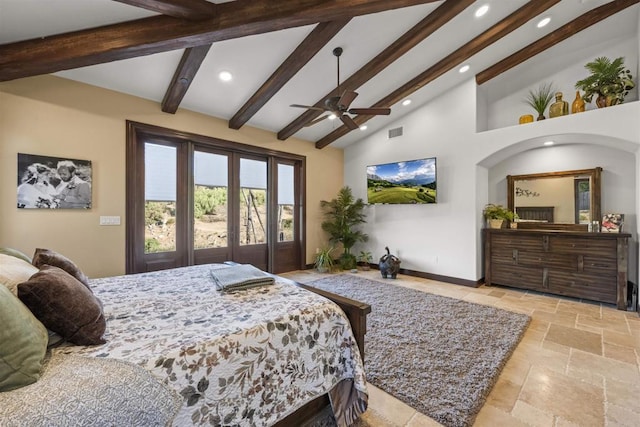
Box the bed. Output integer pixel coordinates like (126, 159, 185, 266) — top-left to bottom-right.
(0, 251, 370, 427)
(514, 206, 554, 222)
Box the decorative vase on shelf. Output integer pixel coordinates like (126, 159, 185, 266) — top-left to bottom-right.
(571, 91, 585, 113)
(519, 114, 534, 124)
(537, 114, 546, 121)
(596, 94, 609, 108)
(549, 92, 569, 118)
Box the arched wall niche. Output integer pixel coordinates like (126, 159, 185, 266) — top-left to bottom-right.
(477, 132, 639, 285)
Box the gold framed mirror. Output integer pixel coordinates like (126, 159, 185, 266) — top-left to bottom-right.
(507, 167, 602, 231)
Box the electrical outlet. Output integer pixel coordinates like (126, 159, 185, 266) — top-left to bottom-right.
(99, 216, 121, 226)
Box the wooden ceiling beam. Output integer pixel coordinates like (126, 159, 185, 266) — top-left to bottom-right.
(161, 44, 212, 113)
(113, 0, 216, 20)
(476, 0, 640, 85)
(315, 0, 562, 148)
(228, 19, 351, 130)
(0, 0, 439, 82)
(277, 0, 475, 141)
(118, 2, 217, 114)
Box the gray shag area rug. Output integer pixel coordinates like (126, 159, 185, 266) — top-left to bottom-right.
(307, 274, 530, 427)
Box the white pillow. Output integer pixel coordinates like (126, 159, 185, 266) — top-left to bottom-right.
(0, 254, 38, 294)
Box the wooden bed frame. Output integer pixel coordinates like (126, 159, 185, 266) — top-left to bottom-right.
(515, 206, 554, 222)
(273, 276, 371, 426)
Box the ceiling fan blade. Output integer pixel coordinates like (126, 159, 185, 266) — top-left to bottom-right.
(290, 104, 327, 112)
(304, 115, 329, 127)
(338, 90, 358, 109)
(348, 107, 391, 116)
(339, 114, 359, 130)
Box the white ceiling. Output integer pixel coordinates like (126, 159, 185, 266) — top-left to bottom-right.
(1, 0, 638, 148)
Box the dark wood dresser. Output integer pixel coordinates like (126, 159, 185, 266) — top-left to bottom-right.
(483, 228, 630, 310)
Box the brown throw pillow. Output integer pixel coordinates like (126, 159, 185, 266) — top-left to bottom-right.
(32, 248, 90, 289)
(18, 265, 106, 346)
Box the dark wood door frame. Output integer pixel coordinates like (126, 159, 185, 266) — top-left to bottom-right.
(126, 120, 306, 274)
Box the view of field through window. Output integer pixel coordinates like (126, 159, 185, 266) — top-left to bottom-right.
(143, 144, 294, 254)
(144, 188, 293, 253)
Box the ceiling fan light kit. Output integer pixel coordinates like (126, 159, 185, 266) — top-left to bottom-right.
(290, 47, 391, 130)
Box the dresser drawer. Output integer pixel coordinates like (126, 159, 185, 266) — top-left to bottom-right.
(490, 247, 517, 265)
(491, 264, 543, 291)
(497, 250, 577, 270)
(517, 253, 616, 273)
(547, 270, 616, 304)
(548, 236, 617, 256)
(491, 234, 544, 251)
(582, 255, 618, 275)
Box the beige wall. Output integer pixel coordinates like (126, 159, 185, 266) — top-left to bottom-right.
(0, 76, 344, 278)
(514, 177, 576, 223)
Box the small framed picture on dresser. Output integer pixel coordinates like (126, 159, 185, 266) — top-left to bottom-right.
(601, 213, 624, 233)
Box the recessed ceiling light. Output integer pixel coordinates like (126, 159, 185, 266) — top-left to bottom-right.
(544, 141, 554, 146)
(459, 64, 470, 73)
(537, 17, 551, 28)
(402, 99, 412, 106)
(328, 114, 337, 120)
(475, 5, 489, 18)
(359, 125, 368, 131)
(218, 71, 232, 82)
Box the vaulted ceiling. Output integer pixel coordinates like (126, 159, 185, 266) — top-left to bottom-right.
(1, 0, 638, 149)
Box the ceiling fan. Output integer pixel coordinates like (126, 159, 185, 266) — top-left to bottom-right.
(290, 47, 391, 130)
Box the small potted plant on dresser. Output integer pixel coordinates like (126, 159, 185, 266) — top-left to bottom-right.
(483, 204, 516, 229)
(505, 210, 520, 229)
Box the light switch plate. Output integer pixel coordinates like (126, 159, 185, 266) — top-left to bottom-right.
(99, 216, 121, 226)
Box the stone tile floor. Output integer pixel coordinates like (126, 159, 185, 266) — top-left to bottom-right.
(280, 269, 640, 427)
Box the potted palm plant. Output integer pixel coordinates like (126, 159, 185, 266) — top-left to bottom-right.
(523, 82, 555, 120)
(575, 56, 635, 108)
(320, 186, 368, 270)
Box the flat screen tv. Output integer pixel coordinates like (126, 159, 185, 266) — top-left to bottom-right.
(366, 157, 437, 204)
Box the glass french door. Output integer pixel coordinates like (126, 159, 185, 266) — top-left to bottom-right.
(192, 152, 269, 271)
(126, 122, 304, 274)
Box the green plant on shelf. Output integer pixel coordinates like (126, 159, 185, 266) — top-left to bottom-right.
(523, 82, 556, 120)
(575, 56, 635, 107)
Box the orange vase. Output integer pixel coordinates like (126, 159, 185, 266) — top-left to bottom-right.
(571, 91, 585, 113)
(519, 114, 534, 124)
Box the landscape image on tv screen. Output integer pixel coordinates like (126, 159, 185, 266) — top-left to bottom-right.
(367, 157, 437, 204)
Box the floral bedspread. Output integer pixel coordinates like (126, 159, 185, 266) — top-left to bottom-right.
(56, 264, 367, 426)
